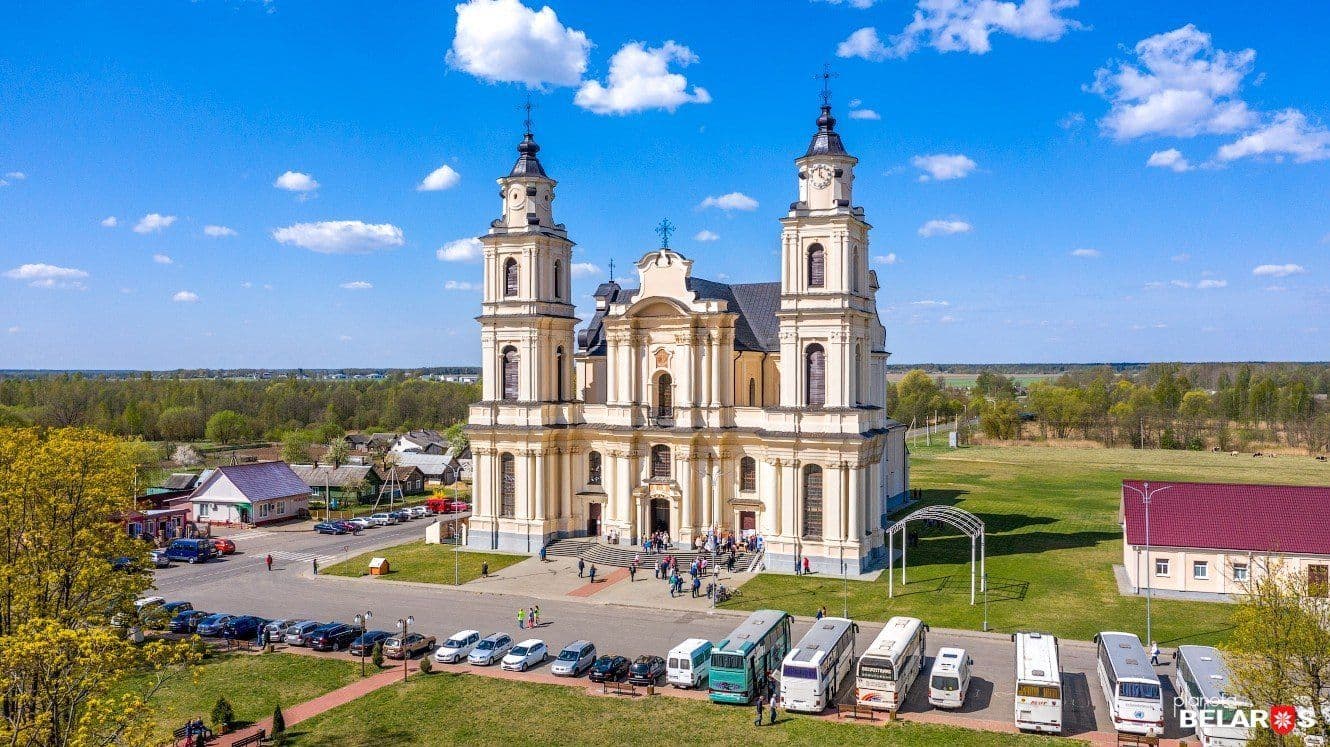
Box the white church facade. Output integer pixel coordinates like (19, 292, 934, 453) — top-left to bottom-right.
(465, 102, 908, 575)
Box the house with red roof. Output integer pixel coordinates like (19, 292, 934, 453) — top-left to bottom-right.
(187, 461, 312, 526)
(1120, 480, 1330, 598)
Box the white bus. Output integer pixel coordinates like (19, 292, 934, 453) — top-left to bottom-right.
(780, 617, 858, 713)
(1013, 631, 1063, 734)
(855, 616, 928, 712)
(1095, 631, 1165, 737)
(667, 638, 713, 689)
(1174, 645, 1252, 747)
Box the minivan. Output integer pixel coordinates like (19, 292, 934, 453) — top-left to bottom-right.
(667, 638, 713, 689)
(435, 630, 482, 663)
(163, 538, 217, 564)
(928, 647, 973, 709)
(467, 633, 513, 666)
(551, 640, 597, 677)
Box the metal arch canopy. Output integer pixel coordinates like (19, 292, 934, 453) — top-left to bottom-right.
(886, 505, 987, 605)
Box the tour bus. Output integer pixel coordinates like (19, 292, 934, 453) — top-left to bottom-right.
(667, 638, 713, 689)
(1094, 631, 1165, 737)
(855, 616, 928, 712)
(1013, 631, 1063, 734)
(780, 617, 858, 713)
(1175, 645, 1252, 746)
(927, 647, 973, 709)
(708, 609, 793, 704)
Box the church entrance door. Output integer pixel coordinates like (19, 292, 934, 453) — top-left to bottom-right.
(739, 511, 756, 532)
(586, 502, 601, 538)
(649, 498, 670, 534)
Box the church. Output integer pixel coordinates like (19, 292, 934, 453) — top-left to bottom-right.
(464, 100, 909, 575)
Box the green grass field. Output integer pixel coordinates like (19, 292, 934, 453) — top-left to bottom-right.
(321, 540, 526, 584)
(729, 444, 1330, 644)
(126, 653, 359, 741)
(282, 671, 1066, 746)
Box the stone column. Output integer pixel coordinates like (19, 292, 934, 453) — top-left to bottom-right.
(560, 448, 573, 522)
(847, 464, 860, 542)
(534, 451, 546, 523)
(701, 338, 713, 408)
(616, 450, 632, 535)
(679, 452, 693, 541)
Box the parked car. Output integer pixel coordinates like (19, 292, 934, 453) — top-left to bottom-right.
(195, 613, 236, 637)
(331, 521, 360, 533)
(284, 620, 323, 646)
(211, 538, 237, 555)
(368, 513, 397, 526)
(588, 655, 631, 683)
(407, 505, 429, 519)
(164, 538, 217, 564)
(262, 619, 302, 643)
(348, 631, 393, 657)
(384, 632, 437, 659)
(346, 517, 372, 530)
(467, 633, 513, 666)
(313, 522, 348, 535)
(307, 623, 358, 651)
(111, 556, 137, 573)
(169, 610, 209, 633)
(221, 615, 268, 640)
(434, 630, 481, 663)
(161, 601, 194, 615)
(628, 655, 666, 686)
(501, 639, 548, 672)
(149, 549, 172, 568)
(442, 499, 471, 513)
(551, 640, 597, 677)
(388, 509, 412, 522)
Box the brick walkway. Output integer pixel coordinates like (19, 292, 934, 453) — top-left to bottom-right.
(565, 567, 629, 597)
(212, 665, 405, 746)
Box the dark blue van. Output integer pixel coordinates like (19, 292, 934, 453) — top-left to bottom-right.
(164, 538, 217, 564)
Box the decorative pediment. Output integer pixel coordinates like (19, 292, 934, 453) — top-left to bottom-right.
(614, 248, 729, 317)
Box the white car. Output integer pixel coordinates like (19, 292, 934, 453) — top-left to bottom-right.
(434, 629, 481, 663)
(501, 639, 548, 672)
(467, 633, 513, 666)
(346, 517, 372, 530)
(368, 513, 397, 526)
(407, 505, 428, 519)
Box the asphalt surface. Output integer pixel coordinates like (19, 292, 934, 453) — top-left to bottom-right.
(152, 519, 1186, 741)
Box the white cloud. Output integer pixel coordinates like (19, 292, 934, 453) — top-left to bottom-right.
(152, 253, 173, 265)
(339, 335, 353, 341)
(1143, 281, 1165, 290)
(1146, 148, 1193, 172)
(133, 213, 176, 234)
(241, 281, 253, 289)
(570, 262, 601, 279)
(3, 263, 89, 290)
(273, 170, 319, 192)
(1170, 280, 1193, 289)
(1263, 285, 1287, 292)
(911, 299, 950, 307)
(171, 290, 199, 303)
(918, 219, 972, 237)
(340, 280, 373, 290)
(417, 164, 462, 191)
(815, 0, 877, 7)
(911, 153, 977, 181)
(888, 0, 1081, 58)
(874, 253, 899, 265)
(447, 0, 590, 88)
(444, 280, 480, 291)
(1252, 263, 1307, 278)
(436, 237, 484, 262)
(1196, 278, 1228, 289)
(1070, 248, 1100, 258)
(6, 326, 18, 334)
(1058, 111, 1086, 130)
(100, 216, 119, 227)
(204, 225, 237, 237)
(836, 27, 890, 61)
(1216, 109, 1330, 164)
(575, 41, 711, 115)
(272, 220, 405, 254)
(698, 192, 758, 211)
(694, 230, 719, 242)
(849, 108, 881, 120)
(4, 171, 25, 180)
(938, 315, 958, 324)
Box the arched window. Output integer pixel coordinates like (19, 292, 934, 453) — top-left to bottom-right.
(650, 445, 671, 479)
(740, 457, 757, 492)
(501, 346, 519, 401)
(854, 343, 863, 405)
(802, 464, 823, 539)
(503, 258, 519, 297)
(851, 248, 860, 293)
(500, 453, 516, 517)
(656, 372, 673, 416)
(553, 259, 562, 300)
(587, 451, 602, 485)
(805, 343, 826, 408)
(807, 243, 825, 288)
(748, 378, 757, 407)
(556, 346, 566, 401)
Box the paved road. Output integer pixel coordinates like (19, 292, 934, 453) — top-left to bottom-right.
(152, 519, 1186, 742)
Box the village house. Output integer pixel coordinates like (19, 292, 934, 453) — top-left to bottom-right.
(290, 463, 382, 506)
(187, 461, 311, 526)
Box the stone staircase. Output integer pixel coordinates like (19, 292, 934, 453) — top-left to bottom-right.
(545, 538, 756, 571)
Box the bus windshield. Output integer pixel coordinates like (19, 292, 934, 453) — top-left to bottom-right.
(783, 665, 818, 680)
(712, 653, 744, 670)
(858, 656, 895, 682)
(1119, 681, 1160, 700)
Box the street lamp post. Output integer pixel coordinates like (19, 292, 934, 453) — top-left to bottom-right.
(1123, 482, 1172, 647)
(353, 610, 373, 677)
(396, 615, 414, 683)
(446, 464, 461, 586)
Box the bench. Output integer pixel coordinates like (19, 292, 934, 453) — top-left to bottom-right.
(836, 703, 877, 722)
(171, 723, 213, 745)
(231, 728, 266, 747)
(1116, 734, 1159, 747)
(602, 680, 636, 697)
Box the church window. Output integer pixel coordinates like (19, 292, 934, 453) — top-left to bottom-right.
(656, 373, 673, 416)
(504, 258, 519, 297)
(805, 343, 826, 408)
(501, 346, 519, 401)
(802, 465, 823, 539)
(854, 343, 863, 405)
(807, 244, 825, 288)
(740, 457, 756, 492)
(587, 451, 602, 485)
(851, 248, 860, 293)
(553, 259, 562, 300)
(556, 346, 566, 400)
(748, 378, 757, 406)
(500, 453, 516, 517)
(651, 445, 671, 479)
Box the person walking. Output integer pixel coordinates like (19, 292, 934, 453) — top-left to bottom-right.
(589, 564, 598, 584)
(533, 605, 540, 627)
(312, 557, 319, 575)
(578, 558, 585, 578)
(691, 575, 701, 598)
(794, 556, 802, 576)
(265, 554, 273, 571)
(481, 561, 489, 578)
(540, 545, 548, 562)
(1150, 641, 1160, 666)
(755, 698, 764, 727)
(815, 606, 824, 621)
(629, 562, 637, 582)
(802, 556, 811, 575)
(517, 607, 526, 629)
(768, 691, 779, 725)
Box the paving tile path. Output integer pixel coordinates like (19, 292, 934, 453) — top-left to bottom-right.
(211, 665, 404, 746)
(565, 567, 629, 597)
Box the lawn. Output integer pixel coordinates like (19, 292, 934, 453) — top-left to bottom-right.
(728, 444, 1330, 645)
(320, 539, 526, 584)
(127, 653, 359, 742)
(283, 671, 1066, 746)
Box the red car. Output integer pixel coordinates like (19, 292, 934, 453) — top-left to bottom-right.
(427, 498, 472, 514)
(211, 538, 236, 555)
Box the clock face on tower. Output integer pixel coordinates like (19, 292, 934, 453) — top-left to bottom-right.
(809, 164, 833, 189)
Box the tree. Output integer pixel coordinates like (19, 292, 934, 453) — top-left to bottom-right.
(271, 703, 286, 735)
(157, 406, 204, 441)
(172, 444, 203, 466)
(280, 430, 313, 464)
(205, 410, 250, 445)
(323, 438, 350, 468)
(211, 696, 235, 732)
(444, 421, 469, 453)
(371, 641, 384, 669)
(979, 400, 1022, 440)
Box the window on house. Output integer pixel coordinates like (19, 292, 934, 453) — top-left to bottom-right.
(1154, 558, 1169, 576)
(276, 501, 285, 515)
(1193, 561, 1209, 580)
(501, 346, 519, 401)
(805, 344, 826, 408)
(1231, 562, 1249, 582)
(740, 457, 756, 492)
(198, 503, 209, 518)
(651, 445, 671, 479)
(587, 451, 602, 485)
(807, 244, 825, 288)
(802, 465, 823, 539)
(500, 453, 515, 517)
(504, 258, 519, 297)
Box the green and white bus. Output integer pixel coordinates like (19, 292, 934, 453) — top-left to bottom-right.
(708, 609, 793, 704)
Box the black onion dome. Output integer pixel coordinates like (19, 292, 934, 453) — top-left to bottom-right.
(805, 105, 847, 157)
(509, 132, 547, 178)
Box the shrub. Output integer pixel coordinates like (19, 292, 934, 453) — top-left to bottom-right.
(272, 704, 286, 734)
(371, 641, 384, 669)
(211, 697, 234, 732)
(419, 657, 432, 674)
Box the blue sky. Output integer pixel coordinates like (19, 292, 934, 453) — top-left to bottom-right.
(1, 0, 1327, 369)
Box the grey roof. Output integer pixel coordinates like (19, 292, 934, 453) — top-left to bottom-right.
(805, 105, 848, 157)
(193, 462, 311, 502)
(376, 465, 425, 483)
(162, 472, 200, 491)
(290, 464, 376, 488)
(578, 279, 781, 356)
(508, 133, 548, 178)
(393, 452, 458, 477)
